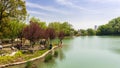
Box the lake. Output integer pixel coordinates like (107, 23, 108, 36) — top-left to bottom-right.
(7, 36, 120, 68)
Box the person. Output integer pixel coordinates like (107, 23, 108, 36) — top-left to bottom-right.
(43, 39, 46, 48)
(0, 40, 2, 50)
(39, 40, 45, 50)
(59, 40, 62, 48)
(43, 39, 46, 45)
(49, 44, 52, 50)
(19, 43, 22, 50)
(0, 40, 2, 44)
(15, 43, 22, 50)
(40, 40, 42, 45)
(0, 45, 3, 50)
(31, 42, 35, 48)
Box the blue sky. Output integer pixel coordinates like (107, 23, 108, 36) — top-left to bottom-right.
(26, 0, 120, 30)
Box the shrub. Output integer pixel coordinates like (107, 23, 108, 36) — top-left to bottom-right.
(14, 51, 23, 57)
(0, 51, 23, 64)
(25, 61, 32, 68)
(54, 51, 58, 57)
(44, 54, 52, 62)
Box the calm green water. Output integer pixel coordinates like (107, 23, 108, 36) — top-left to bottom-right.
(7, 36, 120, 68)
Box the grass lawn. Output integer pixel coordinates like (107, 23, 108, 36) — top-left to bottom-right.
(0, 49, 48, 65)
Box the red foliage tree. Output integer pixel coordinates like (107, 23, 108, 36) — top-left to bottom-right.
(58, 31, 65, 41)
(58, 31, 65, 47)
(22, 21, 41, 45)
(45, 28, 56, 43)
(39, 29, 46, 39)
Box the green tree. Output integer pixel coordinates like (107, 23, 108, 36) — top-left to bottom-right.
(61, 22, 72, 36)
(80, 29, 88, 36)
(48, 22, 73, 36)
(0, 18, 11, 38)
(97, 17, 120, 35)
(87, 28, 96, 35)
(0, 0, 27, 22)
(48, 22, 61, 35)
(97, 25, 113, 35)
(0, 0, 27, 38)
(30, 17, 47, 29)
(9, 20, 26, 39)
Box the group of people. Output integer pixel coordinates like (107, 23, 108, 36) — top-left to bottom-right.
(39, 39, 63, 50)
(14, 43, 22, 50)
(40, 39, 46, 50)
(39, 39, 53, 50)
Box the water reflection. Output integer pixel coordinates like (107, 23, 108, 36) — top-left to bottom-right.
(58, 48, 65, 61)
(38, 59, 57, 68)
(111, 48, 120, 55)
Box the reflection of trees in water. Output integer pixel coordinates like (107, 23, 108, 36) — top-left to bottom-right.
(6, 58, 57, 68)
(62, 44, 71, 52)
(6, 62, 26, 68)
(38, 48, 66, 68)
(58, 48, 65, 61)
(62, 38, 74, 52)
(112, 48, 120, 54)
(38, 58, 57, 68)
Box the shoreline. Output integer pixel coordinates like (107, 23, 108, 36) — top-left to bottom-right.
(0, 46, 58, 68)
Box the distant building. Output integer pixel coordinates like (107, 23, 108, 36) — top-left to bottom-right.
(94, 25, 97, 30)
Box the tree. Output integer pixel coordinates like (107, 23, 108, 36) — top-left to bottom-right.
(61, 22, 72, 36)
(58, 31, 65, 41)
(30, 17, 47, 29)
(9, 21, 26, 38)
(96, 17, 120, 35)
(0, 18, 11, 38)
(80, 29, 88, 36)
(48, 22, 73, 36)
(45, 28, 56, 44)
(48, 22, 61, 34)
(96, 25, 113, 35)
(22, 21, 41, 47)
(0, 0, 27, 38)
(0, 0, 27, 22)
(87, 28, 96, 35)
(58, 31, 65, 46)
(8, 20, 26, 45)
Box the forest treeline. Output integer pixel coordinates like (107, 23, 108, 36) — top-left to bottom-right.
(78, 17, 120, 36)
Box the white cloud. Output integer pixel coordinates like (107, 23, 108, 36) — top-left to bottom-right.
(27, 10, 50, 16)
(55, 0, 95, 12)
(26, 0, 120, 29)
(26, 2, 69, 14)
(85, 0, 120, 3)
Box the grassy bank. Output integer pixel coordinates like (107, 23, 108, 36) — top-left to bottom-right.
(0, 39, 60, 65)
(0, 49, 47, 65)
